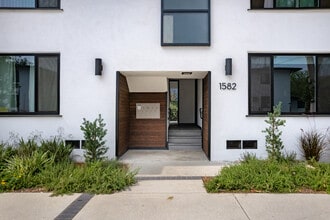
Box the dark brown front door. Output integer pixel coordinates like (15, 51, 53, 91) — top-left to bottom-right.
(202, 73, 211, 159)
(116, 72, 130, 157)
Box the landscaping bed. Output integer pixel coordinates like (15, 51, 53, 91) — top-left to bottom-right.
(204, 159, 330, 194)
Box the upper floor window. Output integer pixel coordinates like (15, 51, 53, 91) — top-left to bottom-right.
(0, 0, 60, 9)
(249, 54, 330, 115)
(251, 0, 330, 9)
(0, 54, 60, 115)
(161, 0, 210, 46)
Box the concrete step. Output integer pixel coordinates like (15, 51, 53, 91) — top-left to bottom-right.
(168, 145, 202, 150)
(168, 129, 201, 137)
(168, 136, 202, 144)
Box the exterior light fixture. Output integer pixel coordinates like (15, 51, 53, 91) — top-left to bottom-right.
(181, 72, 192, 75)
(95, 58, 103, 75)
(225, 58, 232, 75)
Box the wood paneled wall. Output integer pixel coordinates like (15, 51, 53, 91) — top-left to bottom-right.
(117, 74, 130, 156)
(129, 93, 167, 148)
(202, 74, 210, 158)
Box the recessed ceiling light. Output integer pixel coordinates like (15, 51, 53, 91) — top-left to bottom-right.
(181, 72, 192, 75)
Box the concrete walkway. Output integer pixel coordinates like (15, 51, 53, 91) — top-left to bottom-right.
(1, 181, 330, 220)
(119, 149, 228, 177)
(1, 150, 330, 220)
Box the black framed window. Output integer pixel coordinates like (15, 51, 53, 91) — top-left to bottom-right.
(0, 0, 60, 9)
(161, 0, 210, 46)
(249, 54, 330, 115)
(251, 0, 330, 9)
(0, 54, 60, 115)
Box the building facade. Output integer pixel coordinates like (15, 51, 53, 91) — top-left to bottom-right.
(0, 0, 330, 161)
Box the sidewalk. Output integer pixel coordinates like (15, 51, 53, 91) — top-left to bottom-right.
(1, 149, 330, 220)
(1, 180, 329, 220)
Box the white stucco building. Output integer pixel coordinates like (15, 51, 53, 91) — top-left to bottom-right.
(0, 0, 330, 162)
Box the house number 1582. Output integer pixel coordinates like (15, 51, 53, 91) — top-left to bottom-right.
(219, 82, 237, 90)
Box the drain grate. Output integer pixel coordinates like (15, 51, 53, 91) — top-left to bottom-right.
(136, 176, 203, 181)
(54, 193, 94, 220)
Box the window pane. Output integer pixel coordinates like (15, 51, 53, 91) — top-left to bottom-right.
(300, 0, 318, 7)
(0, 0, 35, 8)
(274, 56, 316, 113)
(317, 56, 330, 113)
(276, 0, 296, 7)
(38, 0, 58, 8)
(163, 0, 208, 10)
(0, 56, 16, 112)
(38, 56, 58, 112)
(249, 56, 272, 113)
(163, 13, 209, 44)
(0, 56, 35, 113)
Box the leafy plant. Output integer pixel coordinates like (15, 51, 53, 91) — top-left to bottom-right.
(0, 143, 16, 173)
(262, 102, 286, 161)
(299, 129, 327, 162)
(240, 152, 258, 163)
(205, 159, 330, 194)
(80, 114, 108, 162)
(16, 138, 38, 157)
(3, 151, 53, 190)
(41, 160, 136, 195)
(40, 138, 72, 163)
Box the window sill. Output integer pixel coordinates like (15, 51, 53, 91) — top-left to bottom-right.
(0, 114, 62, 117)
(248, 8, 330, 11)
(0, 8, 63, 11)
(246, 114, 330, 117)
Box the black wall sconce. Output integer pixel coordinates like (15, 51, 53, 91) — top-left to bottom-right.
(95, 58, 103, 76)
(225, 58, 232, 75)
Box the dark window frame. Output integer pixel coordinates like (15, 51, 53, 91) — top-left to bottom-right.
(248, 53, 330, 115)
(250, 0, 330, 9)
(242, 140, 258, 149)
(0, 53, 60, 116)
(0, 0, 61, 9)
(161, 0, 211, 46)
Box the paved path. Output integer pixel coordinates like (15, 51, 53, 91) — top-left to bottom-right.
(1, 150, 329, 219)
(1, 180, 330, 220)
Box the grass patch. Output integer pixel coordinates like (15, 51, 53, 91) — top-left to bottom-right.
(1, 157, 136, 195)
(204, 160, 330, 194)
(0, 134, 136, 196)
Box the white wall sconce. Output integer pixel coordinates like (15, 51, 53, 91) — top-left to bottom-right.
(95, 58, 103, 75)
(225, 58, 232, 75)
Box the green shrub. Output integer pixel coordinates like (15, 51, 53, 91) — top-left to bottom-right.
(262, 102, 286, 161)
(80, 114, 108, 162)
(2, 151, 53, 190)
(205, 160, 330, 194)
(16, 138, 39, 157)
(42, 160, 136, 195)
(299, 129, 327, 162)
(40, 138, 72, 163)
(0, 143, 16, 172)
(240, 152, 258, 163)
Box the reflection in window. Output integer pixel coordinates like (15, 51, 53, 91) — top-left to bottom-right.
(162, 0, 210, 46)
(251, 0, 330, 9)
(273, 56, 316, 113)
(249, 54, 330, 114)
(0, 0, 60, 8)
(0, 55, 59, 114)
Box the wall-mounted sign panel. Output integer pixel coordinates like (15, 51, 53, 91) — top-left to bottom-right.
(136, 103, 160, 119)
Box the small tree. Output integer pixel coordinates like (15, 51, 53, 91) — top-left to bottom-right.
(80, 114, 108, 162)
(262, 102, 286, 161)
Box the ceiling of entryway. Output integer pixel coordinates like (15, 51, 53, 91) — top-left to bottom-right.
(120, 71, 208, 93)
(121, 71, 208, 79)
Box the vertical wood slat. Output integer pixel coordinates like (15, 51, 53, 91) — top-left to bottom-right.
(202, 74, 210, 158)
(117, 74, 130, 157)
(129, 93, 167, 148)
